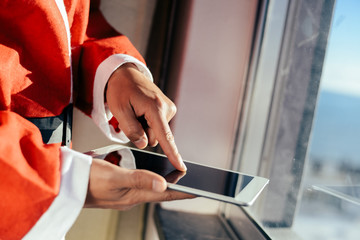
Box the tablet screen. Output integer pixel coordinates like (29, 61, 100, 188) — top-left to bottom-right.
(132, 150, 254, 197)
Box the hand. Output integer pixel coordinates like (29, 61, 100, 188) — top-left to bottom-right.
(84, 159, 193, 210)
(106, 63, 186, 171)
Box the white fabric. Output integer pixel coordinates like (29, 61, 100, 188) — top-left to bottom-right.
(91, 53, 153, 142)
(23, 147, 92, 240)
(116, 148, 136, 169)
(54, 0, 73, 103)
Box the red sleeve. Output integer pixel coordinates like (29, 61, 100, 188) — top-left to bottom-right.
(0, 111, 61, 239)
(75, 0, 145, 115)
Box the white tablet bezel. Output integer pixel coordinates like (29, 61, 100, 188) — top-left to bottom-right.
(87, 144, 269, 206)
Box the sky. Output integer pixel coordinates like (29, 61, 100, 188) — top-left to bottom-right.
(320, 0, 360, 97)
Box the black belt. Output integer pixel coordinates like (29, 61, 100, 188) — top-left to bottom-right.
(26, 105, 73, 146)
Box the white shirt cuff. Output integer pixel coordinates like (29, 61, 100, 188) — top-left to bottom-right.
(23, 147, 92, 240)
(91, 54, 153, 143)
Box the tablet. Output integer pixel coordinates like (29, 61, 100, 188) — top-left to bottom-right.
(87, 145, 269, 206)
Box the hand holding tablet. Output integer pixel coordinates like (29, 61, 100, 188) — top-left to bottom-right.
(88, 145, 269, 206)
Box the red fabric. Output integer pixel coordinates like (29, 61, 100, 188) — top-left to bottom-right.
(109, 116, 121, 133)
(104, 151, 122, 166)
(0, 0, 71, 117)
(0, 0, 145, 239)
(0, 111, 61, 239)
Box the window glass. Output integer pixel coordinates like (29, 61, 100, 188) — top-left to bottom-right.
(293, 0, 360, 239)
(225, 1, 360, 239)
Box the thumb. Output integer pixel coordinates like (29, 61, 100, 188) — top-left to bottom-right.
(123, 169, 167, 193)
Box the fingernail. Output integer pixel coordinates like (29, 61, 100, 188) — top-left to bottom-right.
(178, 154, 187, 171)
(152, 179, 167, 193)
(134, 135, 147, 149)
(181, 161, 187, 171)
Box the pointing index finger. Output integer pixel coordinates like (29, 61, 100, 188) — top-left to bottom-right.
(147, 114, 187, 171)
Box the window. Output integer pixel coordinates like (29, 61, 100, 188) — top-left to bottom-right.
(293, 0, 360, 239)
(224, 0, 360, 239)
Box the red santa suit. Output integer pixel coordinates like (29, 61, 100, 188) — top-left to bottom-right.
(0, 0, 153, 239)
